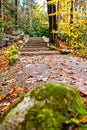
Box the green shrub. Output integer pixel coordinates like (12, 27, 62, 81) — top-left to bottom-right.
(8, 55, 17, 65)
(59, 22, 87, 50)
(59, 33, 68, 41)
(2, 46, 20, 65)
(0, 30, 6, 40)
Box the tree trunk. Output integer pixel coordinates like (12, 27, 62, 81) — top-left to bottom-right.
(0, 0, 4, 30)
(70, 0, 73, 24)
(69, 0, 74, 46)
(15, 0, 18, 30)
(0, 0, 1, 18)
(23, 0, 26, 12)
(47, 0, 58, 46)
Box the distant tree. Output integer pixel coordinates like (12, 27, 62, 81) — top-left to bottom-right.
(0, 0, 1, 18)
(15, 0, 18, 29)
(0, 0, 2, 30)
(0, 0, 4, 30)
(70, 0, 73, 24)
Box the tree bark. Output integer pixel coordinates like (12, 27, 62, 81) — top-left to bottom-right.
(15, 0, 18, 30)
(68, 0, 74, 46)
(70, 0, 73, 24)
(47, 0, 58, 46)
(0, 0, 1, 18)
(0, 0, 4, 30)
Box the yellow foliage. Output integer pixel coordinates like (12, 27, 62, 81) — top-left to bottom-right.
(47, 0, 56, 5)
(52, 0, 87, 50)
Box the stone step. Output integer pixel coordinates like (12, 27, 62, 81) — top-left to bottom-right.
(29, 37, 43, 40)
(20, 37, 57, 56)
(23, 45, 48, 48)
(29, 43, 47, 46)
(20, 51, 60, 56)
(27, 45, 47, 47)
(20, 47, 50, 51)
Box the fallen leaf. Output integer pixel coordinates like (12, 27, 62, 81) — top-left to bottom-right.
(82, 99, 87, 104)
(79, 115, 87, 124)
(0, 97, 4, 101)
(78, 90, 87, 97)
(67, 71, 74, 75)
(2, 81, 8, 85)
(28, 75, 33, 78)
(1, 105, 11, 112)
(48, 65, 52, 69)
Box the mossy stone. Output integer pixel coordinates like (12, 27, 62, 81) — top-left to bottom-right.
(0, 82, 87, 130)
(21, 82, 87, 130)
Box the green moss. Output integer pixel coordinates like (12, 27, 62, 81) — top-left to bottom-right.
(1, 82, 87, 130)
(49, 45, 58, 50)
(20, 82, 87, 130)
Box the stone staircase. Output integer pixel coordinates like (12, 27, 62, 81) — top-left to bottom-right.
(20, 37, 59, 56)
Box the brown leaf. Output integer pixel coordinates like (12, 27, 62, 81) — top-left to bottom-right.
(48, 65, 52, 69)
(2, 81, 8, 85)
(16, 86, 25, 93)
(0, 86, 15, 101)
(71, 76, 77, 81)
(78, 90, 87, 97)
(67, 71, 74, 75)
(9, 86, 16, 94)
(1, 105, 11, 112)
(37, 79, 43, 82)
(28, 75, 33, 79)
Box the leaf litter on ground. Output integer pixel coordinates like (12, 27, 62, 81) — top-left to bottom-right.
(0, 53, 87, 115)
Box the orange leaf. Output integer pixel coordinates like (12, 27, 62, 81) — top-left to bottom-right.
(79, 115, 87, 124)
(1, 105, 11, 112)
(79, 90, 87, 97)
(0, 97, 4, 101)
(82, 99, 87, 104)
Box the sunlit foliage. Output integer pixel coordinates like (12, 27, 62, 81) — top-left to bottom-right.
(47, 0, 87, 50)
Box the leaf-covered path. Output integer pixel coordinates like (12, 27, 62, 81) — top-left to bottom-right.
(0, 37, 87, 115)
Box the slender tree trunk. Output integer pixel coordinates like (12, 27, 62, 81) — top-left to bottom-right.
(53, 3, 58, 46)
(57, 0, 60, 46)
(0, 0, 1, 18)
(47, 0, 58, 46)
(70, 0, 73, 24)
(23, 0, 26, 12)
(15, 0, 18, 30)
(0, 0, 1, 29)
(47, 1, 53, 43)
(68, 0, 74, 46)
(0, 0, 4, 30)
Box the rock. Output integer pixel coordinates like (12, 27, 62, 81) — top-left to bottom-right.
(59, 49, 74, 54)
(42, 36, 49, 43)
(0, 82, 87, 130)
(17, 40, 23, 48)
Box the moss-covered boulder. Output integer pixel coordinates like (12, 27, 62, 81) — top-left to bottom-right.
(0, 82, 87, 130)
